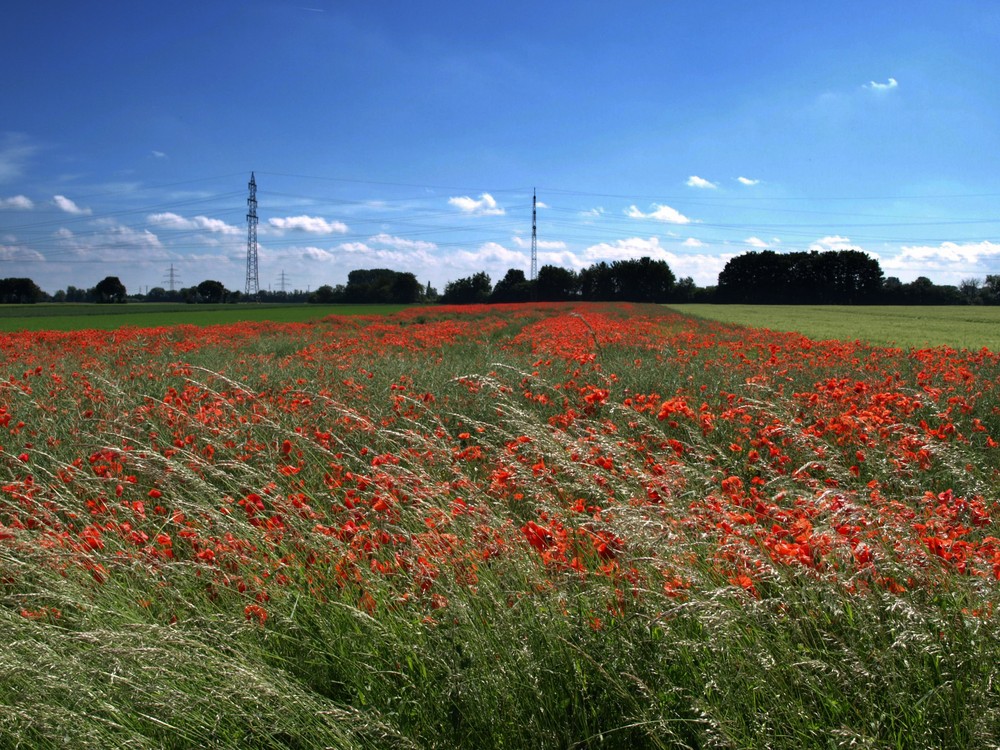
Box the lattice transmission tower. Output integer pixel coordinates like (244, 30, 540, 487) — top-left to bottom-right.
(245, 172, 259, 299)
(163, 263, 180, 292)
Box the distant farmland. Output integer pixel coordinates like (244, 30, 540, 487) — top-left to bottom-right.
(669, 304, 1000, 351)
(0, 302, 416, 331)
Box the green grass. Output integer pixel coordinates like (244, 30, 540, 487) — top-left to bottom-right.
(668, 304, 1000, 350)
(0, 302, 418, 331)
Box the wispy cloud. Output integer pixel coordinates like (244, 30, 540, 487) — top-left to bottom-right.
(368, 233, 437, 251)
(737, 176, 759, 186)
(0, 195, 33, 210)
(151, 150, 168, 159)
(682, 238, 704, 248)
(55, 219, 165, 262)
(0, 133, 39, 183)
(148, 212, 241, 235)
(512, 235, 567, 250)
(0, 241, 45, 262)
(580, 207, 605, 218)
(53, 195, 91, 215)
(448, 193, 505, 216)
(745, 236, 769, 248)
(267, 215, 349, 234)
(626, 203, 692, 224)
(865, 77, 898, 92)
(686, 175, 717, 189)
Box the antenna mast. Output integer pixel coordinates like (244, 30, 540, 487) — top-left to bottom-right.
(530, 188, 538, 283)
(245, 172, 259, 299)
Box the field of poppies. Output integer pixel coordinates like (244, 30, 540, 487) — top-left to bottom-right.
(1, 302, 998, 748)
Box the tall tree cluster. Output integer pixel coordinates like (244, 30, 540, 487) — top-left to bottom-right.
(716, 250, 883, 304)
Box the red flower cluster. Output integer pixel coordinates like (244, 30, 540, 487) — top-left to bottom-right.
(0, 302, 997, 630)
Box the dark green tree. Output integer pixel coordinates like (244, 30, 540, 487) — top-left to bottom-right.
(441, 272, 491, 304)
(718, 249, 882, 304)
(717, 251, 791, 303)
(390, 272, 422, 304)
(610, 257, 675, 302)
(0, 277, 45, 304)
(982, 275, 1000, 305)
(490, 268, 531, 302)
(344, 269, 421, 303)
(94, 276, 127, 304)
(579, 262, 615, 301)
(536, 265, 578, 301)
(671, 276, 697, 303)
(195, 280, 227, 303)
(310, 284, 338, 304)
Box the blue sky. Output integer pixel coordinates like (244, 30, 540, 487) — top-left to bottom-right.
(2, 1, 1000, 296)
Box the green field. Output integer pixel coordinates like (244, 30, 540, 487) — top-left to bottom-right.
(669, 304, 1000, 351)
(0, 302, 417, 332)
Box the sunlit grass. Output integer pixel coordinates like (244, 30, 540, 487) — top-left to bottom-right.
(669, 304, 1000, 350)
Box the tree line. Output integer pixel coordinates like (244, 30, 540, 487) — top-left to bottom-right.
(9, 248, 1000, 306)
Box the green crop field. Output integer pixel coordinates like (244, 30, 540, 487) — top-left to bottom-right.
(0, 302, 417, 332)
(669, 304, 1000, 351)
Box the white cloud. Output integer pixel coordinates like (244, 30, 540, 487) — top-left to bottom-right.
(148, 212, 241, 235)
(53, 195, 91, 215)
(808, 235, 858, 252)
(267, 215, 348, 234)
(0, 195, 33, 209)
(151, 150, 167, 159)
(321, 237, 440, 272)
(448, 193, 505, 216)
(0, 241, 45, 262)
(512, 235, 567, 250)
(368, 233, 437, 251)
(891, 241, 1000, 266)
(52, 219, 165, 266)
(872, 242, 1000, 285)
(301, 246, 337, 262)
(865, 77, 898, 92)
(580, 236, 728, 285)
(686, 175, 717, 189)
(745, 237, 769, 248)
(535, 200, 549, 209)
(583, 236, 668, 262)
(458, 241, 524, 264)
(737, 176, 759, 186)
(580, 207, 605, 218)
(626, 203, 692, 224)
(682, 238, 704, 248)
(338, 242, 370, 254)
